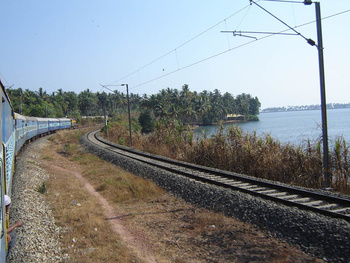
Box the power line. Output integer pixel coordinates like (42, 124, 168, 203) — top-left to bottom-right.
(111, 4, 252, 85)
(0, 72, 10, 87)
(321, 8, 350, 21)
(116, 8, 350, 92)
(250, 0, 312, 44)
(235, 4, 252, 31)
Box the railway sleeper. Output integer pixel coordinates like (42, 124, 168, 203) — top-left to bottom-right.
(291, 197, 312, 203)
(226, 181, 246, 187)
(198, 174, 218, 180)
(302, 200, 324, 206)
(226, 181, 246, 186)
(315, 203, 338, 210)
(257, 189, 278, 194)
(240, 185, 264, 190)
(247, 187, 267, 191)
(331, 207, 350, 213)
(234, 183, 252, 188)
(266, 192, 289, 197)
(279, 194, 299, 200)
(215, 178, 232, 183)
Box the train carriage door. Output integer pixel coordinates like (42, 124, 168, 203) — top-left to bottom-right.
(0, 90, 5, 255)
(0, 89, 3, 236)
(1, 96, 4, 144)
(0, 146, 6, 256)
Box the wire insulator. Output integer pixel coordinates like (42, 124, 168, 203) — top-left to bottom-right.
(307, 38, 316, 46)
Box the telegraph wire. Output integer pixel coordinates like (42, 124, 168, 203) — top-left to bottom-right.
(0, 72, 7, 84)
(249, 0, 312, 44)
(291, 1, 297, 27)
(321, 8, 350, 21)
(175, 49, 180, 70)
(235, 3, 252, 31)
(126, 8, 350, 91)
(111, 4, 253, 85)
(224, 19, 231, 49)
(225, 4, 252, 48)
(127, 4, 350, 91)
(130, 40, 257, 89)
(0, 72, 12, 88)
(283, 8, 350, 33)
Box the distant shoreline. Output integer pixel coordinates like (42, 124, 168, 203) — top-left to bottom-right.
(261, 104, 350, 113)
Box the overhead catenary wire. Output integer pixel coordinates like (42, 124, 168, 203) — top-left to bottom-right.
(175, 49, 180, 70)
(235, 4, 252, 30)
(0, 72, 11, 87)
(224, 20, 231, 49)
(249, 0, 313, 45)
(111, 7, 350, 92)
(291, 1, 297, 27)
(112, 4, 252, 85)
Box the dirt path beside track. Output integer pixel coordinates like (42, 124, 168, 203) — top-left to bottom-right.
(50, 164, 159, 263)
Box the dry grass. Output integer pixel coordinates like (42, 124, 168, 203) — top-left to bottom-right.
(105, 121, 350, 194)
(39, 129, 324, 262)
(42, 129, 148, 262)
(186, 125, 350, 193)
(79, 154, 164, 203)
(45, 171, 138, 263)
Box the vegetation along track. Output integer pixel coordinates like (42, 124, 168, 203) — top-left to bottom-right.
(82, 129, 350, 262)
(87, 130, 350, 222)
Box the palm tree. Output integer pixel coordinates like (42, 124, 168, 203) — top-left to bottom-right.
(236, 93, 251, 117)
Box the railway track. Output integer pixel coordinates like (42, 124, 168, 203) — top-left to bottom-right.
(87, 130, 350, 222)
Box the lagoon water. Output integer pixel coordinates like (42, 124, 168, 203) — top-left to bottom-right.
(194, 108, 350, 146)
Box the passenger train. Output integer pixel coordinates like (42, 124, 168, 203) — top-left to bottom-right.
(0, 80, 73, 259)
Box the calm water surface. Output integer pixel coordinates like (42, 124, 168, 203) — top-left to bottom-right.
(194, 108, 350, 146)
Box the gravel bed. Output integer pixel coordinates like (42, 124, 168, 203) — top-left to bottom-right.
(96, 133, 350, 201)
(81, 133, 350, 263)
(7, 137, 66, 263)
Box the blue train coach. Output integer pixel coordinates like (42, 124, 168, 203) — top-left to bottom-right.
(14, 113, 27, 154)
(59, 118, 71, 129)
(1, 81, 15, 259)
(37, 117, 49, 135)
(48, 118, 60, 132)
(1, 78, 74, 259)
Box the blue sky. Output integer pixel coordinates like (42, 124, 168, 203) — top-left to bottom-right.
(0, 0, 349, 109)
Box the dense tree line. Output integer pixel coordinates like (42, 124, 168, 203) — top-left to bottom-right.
(7, 84, 260, 125)
(7, 87, 80, 118)
(141, 85, 260, 125)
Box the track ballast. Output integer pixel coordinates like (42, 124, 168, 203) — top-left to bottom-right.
(87, 130, 350, 222)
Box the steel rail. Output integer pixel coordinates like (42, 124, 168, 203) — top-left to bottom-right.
(87, 130, 350, 222)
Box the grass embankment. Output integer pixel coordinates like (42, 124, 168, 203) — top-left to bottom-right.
(106, 117, 350, 194)
(39, 129, 323, 262)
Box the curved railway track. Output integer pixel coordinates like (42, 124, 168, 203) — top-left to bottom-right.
(87, 130, 350, 223)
